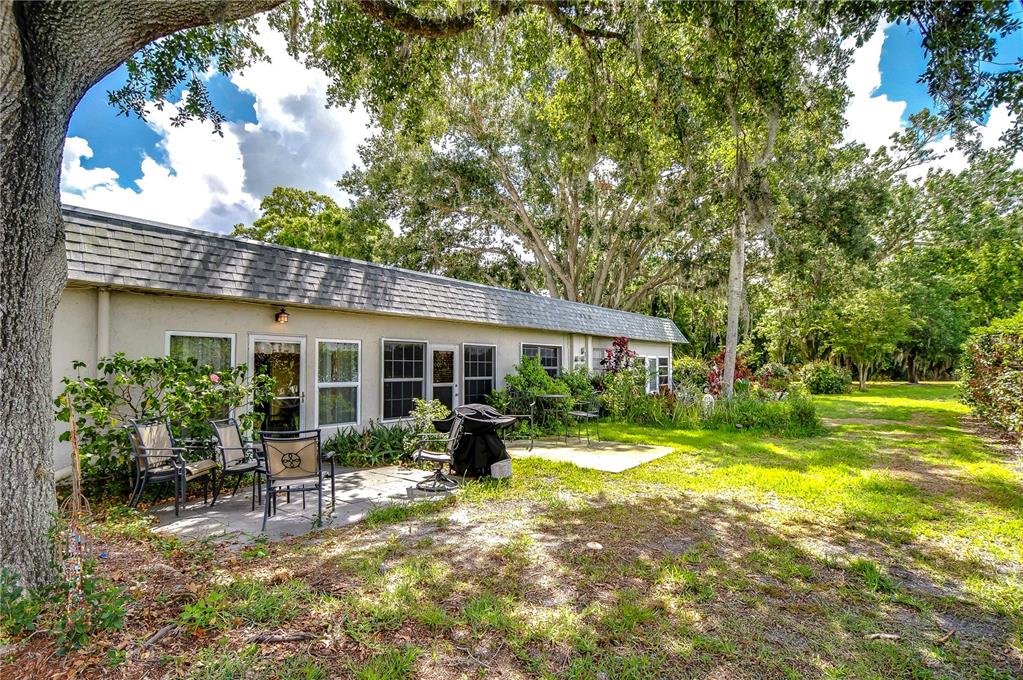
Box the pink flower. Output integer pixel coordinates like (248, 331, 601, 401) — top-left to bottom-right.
(209, 373, 220, 383)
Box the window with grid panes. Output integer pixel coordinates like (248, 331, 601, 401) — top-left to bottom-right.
(463, 345, 495, 404)
(382, 341, 425, 419)
(522, 344, 561, 377)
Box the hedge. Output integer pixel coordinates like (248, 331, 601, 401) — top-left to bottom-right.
(959, 310, 1023, 437)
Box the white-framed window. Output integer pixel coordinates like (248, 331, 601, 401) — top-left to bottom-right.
(316, 339, 360, 427)
(638, 355, 671, 393)
(463, 344, 496, 404)
(382, 339, 427, 420)
(521, 343, 562, 378)
(165, 331, 235, 371)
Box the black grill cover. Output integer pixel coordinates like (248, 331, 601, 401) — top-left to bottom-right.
(433, 404, 514, 477)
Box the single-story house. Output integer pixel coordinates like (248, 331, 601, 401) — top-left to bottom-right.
(52, 206, 686, 476)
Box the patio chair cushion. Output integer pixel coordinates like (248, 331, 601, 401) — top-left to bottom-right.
(418, 450, 451, 463)
(224, 459, 261, 473)
(183, 459, 217, 480)
(146, 461, 179, 477)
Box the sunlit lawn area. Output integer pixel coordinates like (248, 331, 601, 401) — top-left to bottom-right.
(9, 383, 1022, 678)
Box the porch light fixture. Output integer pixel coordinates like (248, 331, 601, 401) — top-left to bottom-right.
(274, 307, 289, 324)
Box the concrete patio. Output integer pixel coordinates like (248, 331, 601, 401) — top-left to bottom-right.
(151, 465, 436, 542)
(507, 439, 674, 472)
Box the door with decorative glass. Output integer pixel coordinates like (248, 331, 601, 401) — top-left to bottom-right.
(431, 345, 459, 412)
(250, 336, 305, 431)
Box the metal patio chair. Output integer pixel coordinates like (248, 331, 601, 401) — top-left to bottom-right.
(568, 398, 601, 445)
(502, 390, 536, 450)
(127, 418, 217, 516)
(210, 418, 264, 510)
(259, 429, 326, 533)
(412, 413, 464, 492)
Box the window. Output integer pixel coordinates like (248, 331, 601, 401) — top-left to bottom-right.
(317, 340, 359, 426)
(463, 345, 495, 404)
(522, 344, 561, 377)
(656, 357, 670, 391)
(639, 356, 671, 393)
(166, 332, 234, 371)
(382, 341, 425, 420)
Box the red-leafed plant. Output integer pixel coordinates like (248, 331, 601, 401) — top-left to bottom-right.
(707, 349, 751, 397)
(601, 336, 637, 373)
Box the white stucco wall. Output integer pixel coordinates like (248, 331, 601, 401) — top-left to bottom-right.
(51, 286, 673, 476)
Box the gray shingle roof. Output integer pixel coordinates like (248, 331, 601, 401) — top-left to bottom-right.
(62, 205, 687, 344)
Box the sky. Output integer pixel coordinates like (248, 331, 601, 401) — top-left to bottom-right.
(61, 18, 1022, 233)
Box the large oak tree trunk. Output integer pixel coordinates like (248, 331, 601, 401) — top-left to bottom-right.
(1, 0, 281, 588)
(721, 214, 746, 399)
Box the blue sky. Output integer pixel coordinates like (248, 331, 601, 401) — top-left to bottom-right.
(61, 18, 1020, 232)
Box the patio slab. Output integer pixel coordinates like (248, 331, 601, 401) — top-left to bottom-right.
(150, 465, 436, 542)
(507, 439, 674, 472)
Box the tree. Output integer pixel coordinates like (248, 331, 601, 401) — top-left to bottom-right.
(826, 288, 911, 390)
(340, 14, 713, 310)
(0, 0, 639, 588)
(1, 0, 286, 589)
(232, 187, 392, 261)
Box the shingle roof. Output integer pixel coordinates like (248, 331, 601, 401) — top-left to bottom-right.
(62, 205, 687, 344)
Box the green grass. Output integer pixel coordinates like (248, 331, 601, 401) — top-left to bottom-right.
(67, 383, 1023, 679)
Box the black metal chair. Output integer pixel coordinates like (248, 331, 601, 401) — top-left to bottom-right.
(259, 429, 326, 533)
(502, 390, 536, 450)
(412, 413, 464, 492)
(127, 418, 217, 516)
(210, 418, 264, 511)
(568, 399, 601, 445)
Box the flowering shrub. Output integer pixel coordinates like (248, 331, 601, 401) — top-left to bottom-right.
(55, 353, 275, 489)
(797, 361, 852, 395)
(959, 310, 1023, 437)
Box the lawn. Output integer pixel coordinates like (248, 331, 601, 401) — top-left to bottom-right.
(6, 383, 1022, 678)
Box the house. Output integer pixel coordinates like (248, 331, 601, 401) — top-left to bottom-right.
(52, 206, 686, 476)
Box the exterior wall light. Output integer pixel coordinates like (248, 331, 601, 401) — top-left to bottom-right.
(275, 307, 289, 324)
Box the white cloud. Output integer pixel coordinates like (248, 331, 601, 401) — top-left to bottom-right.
(844, 24, 1019, 181)
(61, 20, 373, 233)
(843, 23, 906, 151)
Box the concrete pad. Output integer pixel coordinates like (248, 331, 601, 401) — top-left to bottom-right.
(507, 440, 674, 473)
(148, 465, 433, 543)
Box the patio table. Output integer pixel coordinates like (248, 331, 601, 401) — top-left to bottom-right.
(535, 394, 570, 441)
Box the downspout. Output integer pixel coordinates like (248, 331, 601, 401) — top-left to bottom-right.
(96, 288, 110, 364)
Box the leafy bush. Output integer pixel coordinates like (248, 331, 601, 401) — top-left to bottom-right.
(600, 366, 648, 421)
(701, 390, 822, 436)
(55, 353, 275, 489)
(754, 361, 793, 393)
(706, 349, 752, 397)
(488, 357, 580, 436)
(1, 564, 127, 654)
(323, 421, 414, 468)
(503, 356, 569, 396)
(959, 310, 1023, 437)
(797, 361, 852, 394)
(673, 355, 709, 392)
(560, 366, 598, 402)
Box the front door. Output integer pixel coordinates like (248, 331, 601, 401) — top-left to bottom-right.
(251, 336, 305, 431)
(431, 345, 459, 412)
